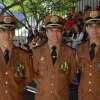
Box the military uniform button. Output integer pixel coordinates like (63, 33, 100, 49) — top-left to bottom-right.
(51, 83, 54, 86)
(88, 81, 92, 84)
(50, 91, 53, 94)
(5, 81, 8, 85)
(89, 65, 92, 68)
(5, 90, 8, 94)
(89, 73, 92, 76)
(5, 72, 8, 75)
(88, 88, 92, 92)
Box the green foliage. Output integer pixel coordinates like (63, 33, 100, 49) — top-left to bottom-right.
(0, 0, 77, 14)
(0, 0, 77, 27)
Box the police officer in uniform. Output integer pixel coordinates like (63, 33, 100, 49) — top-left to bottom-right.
(0, 16, 34, 100)
(78, 11, 100, 100)
(31, 15, 78, 100)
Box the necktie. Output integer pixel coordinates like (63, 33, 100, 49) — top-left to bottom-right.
(3, 49, 9, 64)
(51, 46, 57, 64)
(89, 43, 96, 61)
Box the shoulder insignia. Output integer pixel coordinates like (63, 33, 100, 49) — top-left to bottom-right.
(62, 42, 76, 51)
(29, 37, 47, 49)
(13, 46, 32, 55)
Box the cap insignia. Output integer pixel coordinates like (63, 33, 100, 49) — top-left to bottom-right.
(3, 17, 12, 24)
(50, 16, 59, 23)
(90, 11, 98, 18)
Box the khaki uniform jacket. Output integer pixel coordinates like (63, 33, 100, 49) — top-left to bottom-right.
(78, 40, 100, 100)
(32, 43, 77, 100)
(0, 46, 33, 100)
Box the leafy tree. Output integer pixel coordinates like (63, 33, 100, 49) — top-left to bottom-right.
(0, 0, 77, 30)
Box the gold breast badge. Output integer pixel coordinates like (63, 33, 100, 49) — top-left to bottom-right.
(60, 61, 69, 72)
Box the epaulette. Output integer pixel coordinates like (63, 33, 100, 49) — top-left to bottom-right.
(62, 41, 76, 51)
(30, 37, 48, 49)
(14, 46, 32, 55)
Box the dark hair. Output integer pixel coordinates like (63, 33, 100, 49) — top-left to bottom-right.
(84, 5, 91, 11)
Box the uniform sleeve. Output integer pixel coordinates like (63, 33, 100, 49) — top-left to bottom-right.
(32, 49, 39, 82)
(69, 50, 78, 83)
(24, 53, 34, 83)
(13, 48, 34, 85)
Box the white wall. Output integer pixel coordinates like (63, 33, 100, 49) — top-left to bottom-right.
(76, 0, 100, 12)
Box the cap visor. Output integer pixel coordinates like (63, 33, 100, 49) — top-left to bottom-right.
(46, 24, 63, 28)
(85, 19, 100, 24)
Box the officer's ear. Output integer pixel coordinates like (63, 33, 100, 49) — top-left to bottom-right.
(82, 24, 87, 33)
(85, 26, 89, 32)
(62, 29, 65, 34)
(9, 30, 15, 40)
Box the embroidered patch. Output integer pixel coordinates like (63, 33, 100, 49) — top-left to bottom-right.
(14, 63, 25, 79)
(60, 61, 69, 72)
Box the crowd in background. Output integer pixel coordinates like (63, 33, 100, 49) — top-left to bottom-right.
(0, 1, 100, 100)
(17, 4, 100, 52)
